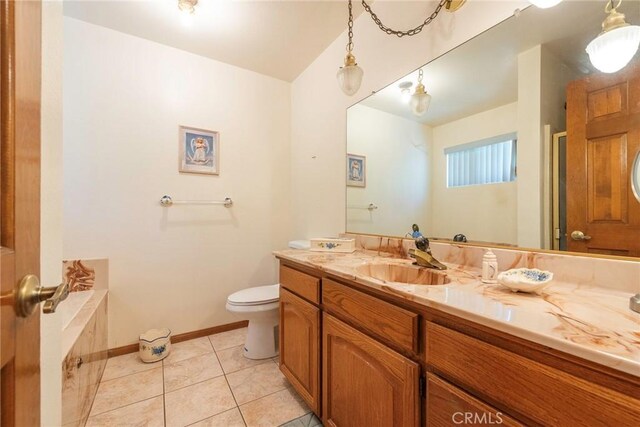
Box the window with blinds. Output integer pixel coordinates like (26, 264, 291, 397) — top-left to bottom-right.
(445, 133, 517, 188)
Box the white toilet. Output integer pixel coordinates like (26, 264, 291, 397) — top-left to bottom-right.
(226, 283, 280, 360)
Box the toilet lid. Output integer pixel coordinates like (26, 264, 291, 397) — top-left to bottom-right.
(228, 284, 280, 306)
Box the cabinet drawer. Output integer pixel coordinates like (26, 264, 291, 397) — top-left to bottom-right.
(426, 373, 522, 427)
(322, 279, 419, 354)
(280, 265, 320, 304)
(426, 322, 640, 426)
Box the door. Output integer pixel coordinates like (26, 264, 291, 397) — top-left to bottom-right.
(1, 0, 42, 425)
(566, 62, 640, 256)
(279, 288, 320, 415)
(322, 313, 419, 427)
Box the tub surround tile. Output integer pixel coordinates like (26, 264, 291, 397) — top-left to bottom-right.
(101, 352, 157, 382)
(90, 367, 163, 416)
(226, 361, 289, 405)
(164, 336, 214, 365)
(62, 291, 108, 426)
(189, 408, 246, 427)
(62, 290, 108, 360)
(217, 345, 273, 374)
(165, 376, 236, 427)
(208, 327, 248, 351)
(239, 387, 309, 427)
(85, 396, 164, 427)
(274, 244, 640, 377)
(164, 352, 224, 392)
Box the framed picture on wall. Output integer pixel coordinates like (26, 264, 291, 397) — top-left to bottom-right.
(179, 126, 219, 175)
(346, 153, 366, 187)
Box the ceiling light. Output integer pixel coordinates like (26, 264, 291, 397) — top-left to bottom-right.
(337, 0, 363, 96)
(178, 0, 198, 15)
(338, 0, 468, 96)
(586, 0, 640, 74)
(528, 0, 563, 8)
(410, 69, 431, 117)
(398, 82, 413, 103)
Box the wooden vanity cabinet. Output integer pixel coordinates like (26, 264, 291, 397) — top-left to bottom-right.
(278, 264, 322, 415)
(323, 313, 420, 427)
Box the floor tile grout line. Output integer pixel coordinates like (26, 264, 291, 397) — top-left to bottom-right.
(87, 394, 164, 419)
(222, 369, 247, 427)
(162, 357, 167, 427)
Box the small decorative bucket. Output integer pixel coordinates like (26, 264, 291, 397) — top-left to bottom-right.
(139, 328, 171, 363)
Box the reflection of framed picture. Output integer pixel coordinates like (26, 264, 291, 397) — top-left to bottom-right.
(346, 153, 366, 187)
(179, 126, 219, 175)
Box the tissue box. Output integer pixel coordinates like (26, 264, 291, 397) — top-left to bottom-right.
(310, 238, 355, 253)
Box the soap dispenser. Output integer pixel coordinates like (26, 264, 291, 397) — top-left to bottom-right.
(482, 249, 498, 284)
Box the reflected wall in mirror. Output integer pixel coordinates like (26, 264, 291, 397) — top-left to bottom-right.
(346, 2, 640, 257)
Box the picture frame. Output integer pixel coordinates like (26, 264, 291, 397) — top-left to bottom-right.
(179, 125, 219, 175)
(346, 153, 366, 187)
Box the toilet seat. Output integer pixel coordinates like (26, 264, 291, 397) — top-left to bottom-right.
(227, 284, 280, 306)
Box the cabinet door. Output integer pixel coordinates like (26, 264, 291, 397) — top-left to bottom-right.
(426, 374, 522, 427)
(279, 288, 321, 415)
(323, 314, 419, 427)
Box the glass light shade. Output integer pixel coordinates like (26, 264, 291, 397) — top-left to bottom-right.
(337, 64, 364, 96)
(586, 25, 640, 73)
(410, 92, 431, 117)
(529, 0, 562, 8)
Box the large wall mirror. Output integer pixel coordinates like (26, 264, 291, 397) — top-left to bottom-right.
(346, 1, 640, 258)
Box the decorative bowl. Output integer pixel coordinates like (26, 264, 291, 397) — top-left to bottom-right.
(497, 268, 553, 294)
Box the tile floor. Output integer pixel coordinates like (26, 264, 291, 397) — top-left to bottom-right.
(87, 328, 322, 427)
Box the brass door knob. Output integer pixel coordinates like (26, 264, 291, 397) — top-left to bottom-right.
(570, 230, 592, 241)
(15, 275, 69, 318)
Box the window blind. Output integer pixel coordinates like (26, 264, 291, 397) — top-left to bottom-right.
(446, 134, 517, 188)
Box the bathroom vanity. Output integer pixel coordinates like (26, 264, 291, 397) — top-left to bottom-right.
(274, 239, 640, 426)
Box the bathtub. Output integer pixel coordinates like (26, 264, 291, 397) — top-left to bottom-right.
(41, 290, 108, 426)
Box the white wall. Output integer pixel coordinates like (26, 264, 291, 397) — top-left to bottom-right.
(346, 105, 431, 236)
(63, 18, 292, 347)
(41, 1, 64, 424)
(431, 102, 518, 245)
(290, 1, 528, 240)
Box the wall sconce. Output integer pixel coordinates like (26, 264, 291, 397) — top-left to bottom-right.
(586, 0, 640, 73)
(410, 69, 431, 117)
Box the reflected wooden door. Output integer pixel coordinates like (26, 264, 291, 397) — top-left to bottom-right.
(566, 62, 640, 257)
(1, 0, 42, 425)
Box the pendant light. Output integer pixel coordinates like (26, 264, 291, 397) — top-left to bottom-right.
(410, 69, 431, 117)
(178, 0, 198, 15)
(586, 0, 640, 74)
(337, 0, 363, 96)
(528, 0, 563, 8)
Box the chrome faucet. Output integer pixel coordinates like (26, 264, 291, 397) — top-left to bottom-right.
(408, 237, 447, 270)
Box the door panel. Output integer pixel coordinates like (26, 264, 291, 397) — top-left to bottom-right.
(1, 0, 42, 425)
(279, 288, 320, 415)
(566, 62, 640, 256)
(322, 313, 419, 427)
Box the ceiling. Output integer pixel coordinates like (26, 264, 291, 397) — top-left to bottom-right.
(359, 1, 637, 126)
(63, 0, 364, 82)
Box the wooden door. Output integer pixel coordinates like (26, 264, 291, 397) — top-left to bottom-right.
(322, 313, 419, 427)
(279, 288, 321, 416)
(566, 62, 640, 256)
(1, 0, 42, 425)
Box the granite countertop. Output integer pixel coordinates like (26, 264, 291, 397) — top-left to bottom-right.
(274, 248, 640, 377)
